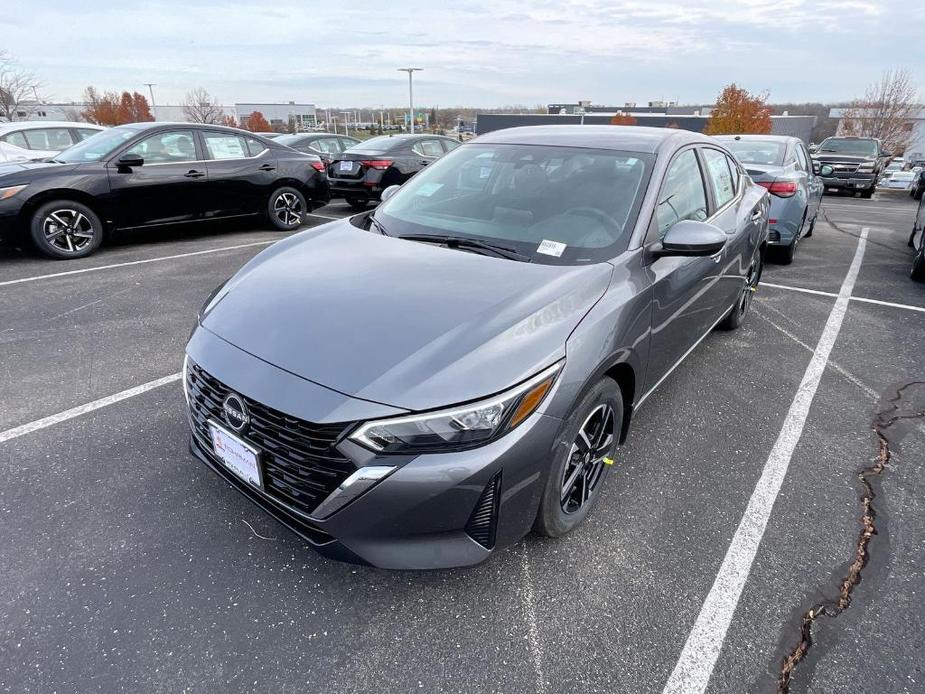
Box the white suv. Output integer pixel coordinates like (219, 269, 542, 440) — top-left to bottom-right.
(0, 121, 105, 163)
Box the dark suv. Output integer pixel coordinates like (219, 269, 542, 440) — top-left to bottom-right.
(811, 136, 890, 198)
(327, 134, 460, 210)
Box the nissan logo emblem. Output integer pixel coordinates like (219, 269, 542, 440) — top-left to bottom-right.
(222, 393, 250, 432)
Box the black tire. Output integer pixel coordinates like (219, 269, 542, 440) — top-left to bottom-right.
(29, 200, 104, 260)
(805, 214, 816, 238)
(346, 197, 369, 211)
(914, 187, 923, 201)
(267, 187, 306, 231)
(533, 378, 622, 538)
(779, 235, 797, 265)
(719, 252, 762, 330)
(860, 188, 874, 199)
(912, 246, 925, 282)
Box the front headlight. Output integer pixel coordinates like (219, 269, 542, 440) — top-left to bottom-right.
(0, 184, 28, 201)
(857, 161, 875, 172)
(349, 362, 563, 454)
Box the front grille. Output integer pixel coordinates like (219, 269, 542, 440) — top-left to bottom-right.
(465, 472, 501, 549)
(186, 361, 356, 518)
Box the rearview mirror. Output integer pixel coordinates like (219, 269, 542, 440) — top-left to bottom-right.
(380, 184, 400, 203)
(116, 153, 144, 170)
(657, 220, 726, 257)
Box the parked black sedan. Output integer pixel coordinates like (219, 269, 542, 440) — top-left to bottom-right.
(0, 122, 330, 259)
(274, 132, 361, 165)
(327, 134, 460, 210)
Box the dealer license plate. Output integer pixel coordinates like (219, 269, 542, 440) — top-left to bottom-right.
(209, 421, 262, 488)
(338, 160, 354, 172)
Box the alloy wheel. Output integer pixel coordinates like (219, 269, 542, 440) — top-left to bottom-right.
(273, 192, 303, 226)
(42, 209, 95, 253)
(560, 403, 616, 514)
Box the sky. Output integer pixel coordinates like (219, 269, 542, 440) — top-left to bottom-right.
(3, 0, 923, 109)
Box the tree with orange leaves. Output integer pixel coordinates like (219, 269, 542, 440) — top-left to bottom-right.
(704, 84, 772, 135)
(221, 114, 238, 128)
(243, 111, 271, 132)
(118, 91, 153, 123)
(81, 87, 153, 125)
(609, 112, 637, 126)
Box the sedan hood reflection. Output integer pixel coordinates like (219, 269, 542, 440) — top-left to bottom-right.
(202, 220, 612, 411)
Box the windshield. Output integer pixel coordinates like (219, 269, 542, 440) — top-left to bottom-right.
(818, 138, 878, 156)
(720, 139, 785, 165)
(347, 136, 404, 153)
(55, 127, 137, 163)
(375, 143, 654, 264)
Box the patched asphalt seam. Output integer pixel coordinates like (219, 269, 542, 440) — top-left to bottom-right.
(776, 381, 925, 693)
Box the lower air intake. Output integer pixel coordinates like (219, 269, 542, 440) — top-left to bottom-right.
(465, 472, 501, 549)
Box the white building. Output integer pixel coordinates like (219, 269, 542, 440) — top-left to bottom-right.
(830, 107, 925, 162)
(234, 102, 317, 130)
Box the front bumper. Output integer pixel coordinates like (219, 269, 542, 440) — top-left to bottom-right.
(184, 329, 562, 570)
(821, 174, 876, 192)
(0, 197, 22, 242)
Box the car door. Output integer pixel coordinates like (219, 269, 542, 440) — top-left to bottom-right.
(106, 128, 207, 228)
(700, 147, 756, 312)
(797, 142, 823, 220)
(642, 147, 723, 394)
(200, 132, 277, 218)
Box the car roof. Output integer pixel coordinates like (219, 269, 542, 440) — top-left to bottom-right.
(713, 134, 799, 143)
(112, 121, 275, 139)
(473, 125, 706, 154)
(0, 121, 105, 133)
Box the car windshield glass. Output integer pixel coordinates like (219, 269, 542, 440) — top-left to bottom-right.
(55, 127, 137, 163)
(375, 143, 654, 265)
(818, 138, 878, 156)
(720, 139, 785, 165)
(346, 136, 403, 153)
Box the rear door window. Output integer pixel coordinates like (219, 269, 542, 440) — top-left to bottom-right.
(701, 148, 735, 209)
(312, 137, 342, 155)
(23, 128, 74, 150)
(246, 137, 268, 157)
(203, 133, 248, 160)
(413, 140, 444, 157)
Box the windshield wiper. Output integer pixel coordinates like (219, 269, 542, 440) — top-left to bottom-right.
(367, 214, 391, 237)
(399, 233, 531, 262)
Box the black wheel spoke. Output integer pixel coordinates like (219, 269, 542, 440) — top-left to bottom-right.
(560, 403, 615, 514)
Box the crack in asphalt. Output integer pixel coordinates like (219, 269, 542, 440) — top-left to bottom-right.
(776, 381, 925, 693)
(819, 208, 910, 257)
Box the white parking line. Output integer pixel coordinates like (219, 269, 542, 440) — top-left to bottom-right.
(822, 203, 911, 213)
(306, 212, 343, 221)
(0, 372, 181, 444)
(0, 241, 276, 288)
(661, 228, 869, 694)
(761, 282, 925, 313)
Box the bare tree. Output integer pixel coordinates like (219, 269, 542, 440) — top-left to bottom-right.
(838, 69, 920, 154)
(183, 87, 225, 124)
(0, 50, 44, 121)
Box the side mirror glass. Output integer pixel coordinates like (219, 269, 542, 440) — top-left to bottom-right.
(380, 184, 401, 203)
(819, 164, 834, 177)
(116, 153, 144, 169)
(658, 220, 726, 257)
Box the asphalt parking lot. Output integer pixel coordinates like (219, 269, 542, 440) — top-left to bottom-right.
(1, 193, 923, 694)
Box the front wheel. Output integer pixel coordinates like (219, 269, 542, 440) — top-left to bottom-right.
(860, 188, 874, 199)
(29, 200, 104, 259)
(267, 187, 306, 231)
(534, 378, 622, 538)
(719, 252, 762, 330)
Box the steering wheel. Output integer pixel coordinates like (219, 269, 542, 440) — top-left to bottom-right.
(562, 206, 621, 231)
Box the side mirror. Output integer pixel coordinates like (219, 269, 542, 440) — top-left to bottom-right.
(380, 184, 401, 203)
(656, 220, 726, 257)
(116, 153, 144, 170)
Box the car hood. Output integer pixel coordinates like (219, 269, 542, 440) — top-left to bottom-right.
(0, 160, 76, 182)
(202, 220, 612, 411)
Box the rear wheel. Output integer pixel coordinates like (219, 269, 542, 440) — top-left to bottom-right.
(29, 200, 104, 259)
(533, 378, 622, 538)
(912, 245, 925, 282)
(780, 234, 797, 265)
(267, 187, 306, 231)
(346, 197, 368, 211)
(719, 252, 762, 330)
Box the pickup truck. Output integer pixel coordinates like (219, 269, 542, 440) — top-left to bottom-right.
(811, 136, 891, 198)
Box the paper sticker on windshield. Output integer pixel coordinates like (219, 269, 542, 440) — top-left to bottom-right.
(537, 239, 566, 257)
(415, 182, 443, 197)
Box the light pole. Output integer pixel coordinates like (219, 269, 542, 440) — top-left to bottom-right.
(143, 83, 157, 120)
(397, 68, 422, 133)
(339, 111, 351, 137)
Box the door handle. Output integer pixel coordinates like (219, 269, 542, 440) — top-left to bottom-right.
(184, 170, 205, 178)
(258, 164, 276, 172)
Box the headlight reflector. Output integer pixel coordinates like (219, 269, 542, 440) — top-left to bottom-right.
(349, 362, 563, 454)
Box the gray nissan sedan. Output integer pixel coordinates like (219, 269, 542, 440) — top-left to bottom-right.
(184, 126, 769, 569)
